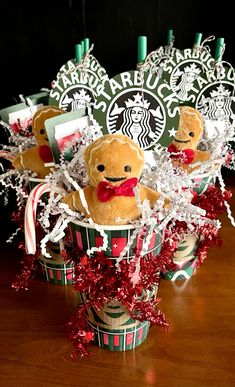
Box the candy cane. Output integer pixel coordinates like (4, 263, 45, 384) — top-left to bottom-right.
(24, 182, 65, 254)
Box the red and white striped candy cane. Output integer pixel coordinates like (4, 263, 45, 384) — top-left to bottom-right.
(24, 182, 65, 254)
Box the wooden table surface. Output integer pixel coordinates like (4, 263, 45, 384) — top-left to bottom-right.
(1, 177, 235, 387)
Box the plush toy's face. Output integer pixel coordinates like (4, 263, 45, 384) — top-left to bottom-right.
(172, 106, 204, 151)
(84, 134, 145, 187)
(32, 106, 64, 146)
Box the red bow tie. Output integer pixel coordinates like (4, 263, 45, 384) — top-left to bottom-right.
(167, 143, 195, 165)
(39, 145, 53, 163)
(97, 177, 138, 202)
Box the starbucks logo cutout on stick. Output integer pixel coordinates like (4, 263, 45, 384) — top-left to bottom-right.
(49, 65, 107, 112)
(93, 70, 179, 149)
(142, 46, 178, 78)
(56, 55, 108, 84)
(162, 48, 214, 104)
(195, 67, 235, 124)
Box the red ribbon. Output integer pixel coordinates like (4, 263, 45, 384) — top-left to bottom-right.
(39, 145, 53, 163)
(97, 177, 138, 202)
(167, 143, 195, 165)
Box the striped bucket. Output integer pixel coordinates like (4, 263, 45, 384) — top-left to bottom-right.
(69, 220, 162, 350)
(81, 287, 157, 351)
(39, 243, 74, 285)
(191, 172, 216, 195)
(69, 220, 162, 260)
(161, 235, 198, 281)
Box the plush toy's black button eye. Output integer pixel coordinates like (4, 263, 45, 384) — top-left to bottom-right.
(124, 165, 131, 172)
(189, 132, 194, 137)
(40, 129, 45, 135)
(97, 164, 105, 172)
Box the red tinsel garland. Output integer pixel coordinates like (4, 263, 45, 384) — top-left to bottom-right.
(11, 183, 232, 357)
(160, 185, 231, 271)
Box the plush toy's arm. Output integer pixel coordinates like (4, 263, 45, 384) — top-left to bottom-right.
(192, 150, 211, 163)
(12, 152, 27, 170)
(186, 150, 211, 173)
(139, 184, 160, 207)
(62, 186, 92, 215)
(12, 147, 51, 178)
(139, 184, 170, 209)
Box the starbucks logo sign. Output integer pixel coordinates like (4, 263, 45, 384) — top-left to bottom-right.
(56, 55, 108, 83)
(162, 49, 214, 103)
(196, 81, 235, 124)
(58, 86, 93, 112)
(146, 46, 178, 78)
(94, 70, 179, 149)
(49, 63, 106, 112)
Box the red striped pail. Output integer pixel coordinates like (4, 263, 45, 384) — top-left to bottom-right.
(69, 220, 162, 260)
(69, 220, 162, 350)
(191, 172, 216, 195)
(81, 286, 157, 351)
(39, 243, 74, 285)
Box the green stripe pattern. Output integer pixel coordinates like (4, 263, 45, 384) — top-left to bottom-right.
(39, 258, 74, 285)
(192, 175, 216, 195)
(69, 222, 162, 261)
(80, 286, 158, 351)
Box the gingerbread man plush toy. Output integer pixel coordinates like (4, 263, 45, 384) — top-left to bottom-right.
(62, 134, 164, 225)
(167, 106, 210, 172)
(13, 106, 64, 178)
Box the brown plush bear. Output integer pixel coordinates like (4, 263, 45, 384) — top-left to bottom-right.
(167, 106, 210, 172)
(62, 134, 164, 225)
(12, 106, 64, 178)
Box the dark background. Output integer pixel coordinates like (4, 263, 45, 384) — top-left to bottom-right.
(0, 0, 234, 243)
(0, 0, 234, 108)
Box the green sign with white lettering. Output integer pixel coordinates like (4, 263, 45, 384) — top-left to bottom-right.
(93, 70, 179, 149)
(162, 48, 214, 104)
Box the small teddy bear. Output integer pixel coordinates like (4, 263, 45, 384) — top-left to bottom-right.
(62, 134, 164, 225)
(167, 106, 210, 172)
(12, 106, 64, 178)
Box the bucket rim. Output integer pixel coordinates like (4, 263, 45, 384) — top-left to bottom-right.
(190, 172, 217, 179)
(28, 177, 46, 183)
(70, 219, 139, 231)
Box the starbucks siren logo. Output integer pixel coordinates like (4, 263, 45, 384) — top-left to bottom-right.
(162, 48, 214, 104)
(107, 92, 165, 149)
(49, 65, 105, 112)
(93, 70, 179, 149)
(60, 87, 93, 111)
(171, 63, 201, 101)
(196, 83, 235, 123)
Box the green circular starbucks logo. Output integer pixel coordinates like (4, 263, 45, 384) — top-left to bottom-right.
(93, 70, 179, 149)
(196, 80, 235, 124)
(49, 56, 108, 112)
(145, 46, 178, 78)
(56, 55, 108, 83)
(162, 49, 214, 104)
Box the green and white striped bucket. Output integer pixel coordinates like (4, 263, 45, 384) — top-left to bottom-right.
(69, 220, 162, 260)
(69, 220, 162, 350)
(39, 243, 74, 285)
(191, 172, 216, 195)
(81, 286, 157, 351)
(161, 235, 198, 281)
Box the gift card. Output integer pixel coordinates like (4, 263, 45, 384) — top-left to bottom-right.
(0, 90, 48, 125)
(44, 108, 86, 163)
